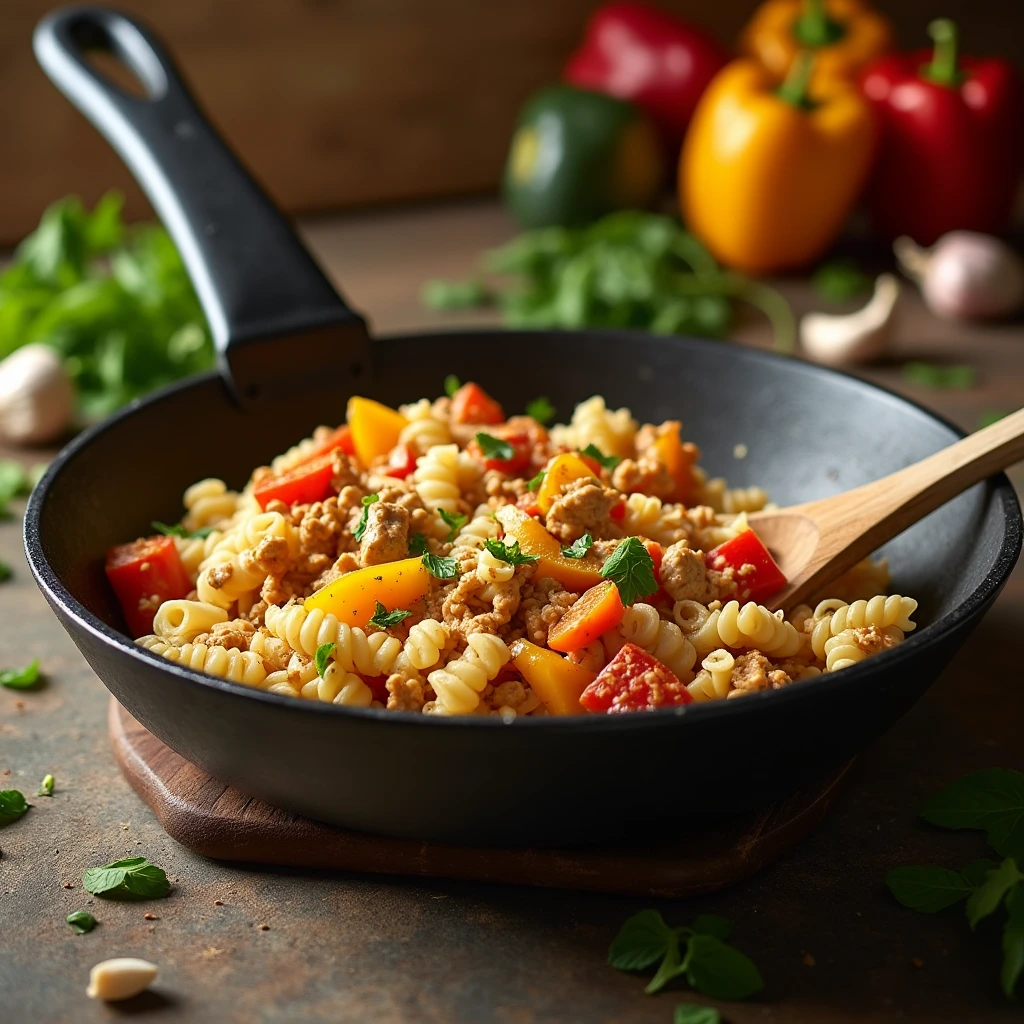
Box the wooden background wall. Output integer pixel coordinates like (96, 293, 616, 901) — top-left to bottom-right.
(0, 0, 1020, 244)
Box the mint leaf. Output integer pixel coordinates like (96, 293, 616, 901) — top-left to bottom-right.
(367, 601, 411, 631)
(475, 432, 514, 462)
(920, 768, 1024, 861)
(438, 508, 467, 542)
(0, 790, 29, 826)
(483, 538, 538, 567)
(675, 1006, 720, 1024)
(601, 536, 657, 606)
(422, 553, 459, 580)
(966, 858, 1023, 929)
(684, 933, 763, 1000)
(315, 642, 336, 679)
(645, 930, 684, 994)
(608, 909, 673, 971)
(579, 443, 621, 470)
(525, 396, 555, 424)
(961, 859, 1000, 887)
(886, 865, 977, 913)
(812, 259, 872, 302)
(691, 915, 733, 941)
(66, 910, 97, 934)
(444, 374, 461, 397)
(408, 532, 428, 556)
(353, 493, 379, 542)
(0, 659, 41, 690)
(561, 534, 593, 559)
(527, 469, 546, 492)
(38, 774, 54, 797)
(1003, 885, 1024, 998)
(82, 856, 171, 900)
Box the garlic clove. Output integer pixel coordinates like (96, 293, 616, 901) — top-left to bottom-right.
(0, 343, 75, 445)
(800, 274, 900, 367)
(86, 957, 159, 1001)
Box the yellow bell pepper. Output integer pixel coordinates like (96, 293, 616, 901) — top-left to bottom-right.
(509, 639, 595, 716)
(346, 396, 408, 469)
(680, 54, 876, 274)
(495, 505, 605, 594)
(536, 452, 597, 515)
(304, 557, 429, 628)
(741, 0, 892, 86)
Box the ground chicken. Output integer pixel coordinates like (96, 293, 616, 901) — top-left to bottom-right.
(727, 651, 792, 698)
(386, 671, 425, 712)
(359, 501, 410, 566)
(660, 541, 718, 604)
(306, 551, 360, 596)
(850, 625, 898, 655)
(331, 452, 363, 492)
(612, 457, 675, 499)
(250, 536, 290, 576)
(192, 619, 255, 651)
(545, 479, 623, 543)
(516, 577, 577, 645)
(491, 679, 529, 710)
(297, 498, 348, 557)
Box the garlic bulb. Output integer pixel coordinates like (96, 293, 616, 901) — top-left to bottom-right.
(0, 344, 74, 444)
(800, 274, 900, 367)
(895, 232, 1024, 321)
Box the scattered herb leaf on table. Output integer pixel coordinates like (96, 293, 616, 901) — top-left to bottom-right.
(82, 856, 171, 900)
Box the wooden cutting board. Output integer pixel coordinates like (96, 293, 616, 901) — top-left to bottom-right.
(109, 698, 852, 898)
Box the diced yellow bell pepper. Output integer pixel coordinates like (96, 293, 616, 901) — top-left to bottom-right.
(536, 452, 597, 514)
(304, 557, 429, 628)
(652, 421, 698, 504)
(346, 396, 408, 468)
(510, 638, 595, 715)
(495, 504, 605, 593)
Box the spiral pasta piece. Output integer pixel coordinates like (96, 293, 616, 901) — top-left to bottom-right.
(823, 630, 867, 672)
(612, 603, 697, 681)
(822, 595, 917, 635)
(716, 601, 804, 657)
(621, 493, 691, 547)
(196, 546, 267, 610)
(702, 648, 735, 697)
(455, 508, 500, 550)
(549, 396, 636, 458)
(427, 633, 510, 715)
(398, 399, 453, 453)
(300, 662, 373, 706)
(152, 600, 229, 642)
(477, 547, 514, 585)
(136, 634, 267, 687)
(396, 618, 448, 672)
(174, 530, 223, 581)
(182, 478, 240, 532)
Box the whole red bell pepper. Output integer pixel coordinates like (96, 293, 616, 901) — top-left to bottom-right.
(860, 19, 1024, 244)
(563, 1, 728, 152)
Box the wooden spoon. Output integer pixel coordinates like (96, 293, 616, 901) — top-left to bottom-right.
(748, 407, 1024, 611)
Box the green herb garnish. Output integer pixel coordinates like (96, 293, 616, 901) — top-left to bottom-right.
(886, 769, 1024, 998)
(527, 469, 546, 493)
(443, 374, 461, 397)
(0, 562, 11, 583)
(812, 259, 873, 302)
(902, 361, 977, 391)
(367, 601, 412, 631)
(38, 774, 54, 797)
(674, 1007, 720, 1024)
(408, 532, 428, 556)
(437, 508, 467, 541)
(315, 642, 336, 679)
(353, 493, 379, 542)
(422, 278, 493, 310)
(82, 857, 171, 900)
(0, 659, 40, 690)
(422, 552, 459, 580)
(561, 534, 593, 559)
(483, 538, 539, 567)
(475, 432, 514, 462)
(66, 910, 97, 934)
(151, 521, 216, 539)
(579, 443, 622, 470)
(609, 910, 762, 999)
(525, 396, 555, 424)
(0, 790, 29, 826)
(600, 537, 657, 606)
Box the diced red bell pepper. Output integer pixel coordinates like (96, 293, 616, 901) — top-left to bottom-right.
(467, 431, 532, 475)
(578, 453, 604, 476)
(705, 528, 786, 603)
(384, 443, 418, 480)
(105, 535, 192, 638)
(579, 642, 693, 713)
(302, 424, 355, 464)
(254, 452, 335, 510)
(363, 674, 391, 705)
(609, 496, 626, 522)
(450, 382, 504, 425)
(516, 491, 543, 519)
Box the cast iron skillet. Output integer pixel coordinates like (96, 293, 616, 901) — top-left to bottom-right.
(25, 6, 1022, 846)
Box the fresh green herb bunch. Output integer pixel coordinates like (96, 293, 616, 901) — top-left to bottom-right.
(0, 192, 213, 418)
(422, 211, 794, 351)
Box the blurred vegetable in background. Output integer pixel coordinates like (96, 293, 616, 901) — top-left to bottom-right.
(680, 53, 876, 274)
(422, 211, 794, 351)
(503, 85, 663, 229)
(861, 19, 1024, 244)
(800, 273, 899, 366)
(0, 191, 213, 422)
(563, 1, 728, 155)
(741, 0, 892, 87)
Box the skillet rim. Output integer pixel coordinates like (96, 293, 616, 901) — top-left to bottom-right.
(23, 328, 1023, 733)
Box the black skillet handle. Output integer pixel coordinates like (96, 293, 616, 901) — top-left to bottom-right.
(33, 6, 371, 408)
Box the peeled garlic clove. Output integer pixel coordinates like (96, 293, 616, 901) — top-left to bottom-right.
(800, 274, 900, 367)
(0, 343, 74, 444)
(895, 232, 1024, 321)
(86, 957, 159, 1001)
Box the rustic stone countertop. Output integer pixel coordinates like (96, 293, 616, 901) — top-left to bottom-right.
(2, 200, 1023, 1023)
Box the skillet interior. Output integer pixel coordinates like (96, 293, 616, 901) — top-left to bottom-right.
(27, 330, 1022, 844)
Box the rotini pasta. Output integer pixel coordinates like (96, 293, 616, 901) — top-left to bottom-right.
(398, 398, 453, 453)
(426, 633, 510, 715)
(136, 634, 266, 687)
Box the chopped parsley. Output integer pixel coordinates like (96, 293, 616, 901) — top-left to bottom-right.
(437, 508, 467, 541)
(527, 469, 546, 492)
(151, 521, 215, 539)
(475, 432, 515, 462)
(66, 910, 97, 934)
(0, 659, 40, 690)
(579, 443, 621, 470)
(0, 790, 29, 826)
(422, 552, 459, 580)
(315, 642, 336, 679)
(444, 374, 461, 397)
(353, 493, 379, 542)
(525, 396, 555, 424)
(408, 532, 428, 556)
(367, 601, 412, 630)
(38, 774, 54, 797)
(561, 534, 593, 559)
(600, 536, 657, 605)
(483, 538, 539, 567)
(82, 857, 171, 900)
